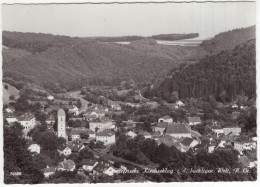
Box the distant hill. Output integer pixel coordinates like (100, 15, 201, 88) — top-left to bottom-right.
(201, 26, 255, 53)
(143, 39, 256, 102)
(2, 31, 207, 92)
(84, 33, 199, 42)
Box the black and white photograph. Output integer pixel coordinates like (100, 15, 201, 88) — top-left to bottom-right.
(0, 0, 258, 184)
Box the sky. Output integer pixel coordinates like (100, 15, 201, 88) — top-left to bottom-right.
(1, 2, 256, 39)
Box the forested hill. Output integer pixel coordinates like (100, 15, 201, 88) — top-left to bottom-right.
(2, 31, 207, 92)
(201, 26, 255, 53)
(143, 39, 256, 102)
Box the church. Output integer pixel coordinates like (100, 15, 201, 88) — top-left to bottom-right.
(57, 108, 68, 140)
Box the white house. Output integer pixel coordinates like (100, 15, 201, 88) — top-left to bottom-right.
(211, 125, 224, 136)
(5, 106, 15, 113)
(47, 95, 54, 101)
(89, 117, 115, 132)
(42, 166, 55, 178)
(176, 100, 185, 107)
(4, 114, 18, 124)
(223, 127, 241, 135)
(208, 142, 216, 153)
(17, 113, 36, 130)
(67, 105, 79, 116)
(126, 131, 137, 138)
(158, 115, 173, 123)
(81, 159, 99, 172)
(142, 131, 152, 139)
(96, 130, 116, 145)
(57, 146, 72, 156)
(188, 117, 201, 126)
(234, 140, 256, 153)
(28, 144, 41, 154)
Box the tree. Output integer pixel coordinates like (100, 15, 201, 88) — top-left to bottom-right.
(4, 84, 9, 90)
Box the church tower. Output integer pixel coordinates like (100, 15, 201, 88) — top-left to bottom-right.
(57, 108, 67, 139)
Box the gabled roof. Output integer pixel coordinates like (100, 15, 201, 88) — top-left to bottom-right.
(91, 117, 111, 123)
(57, 144, 71, 151)
(156, 135, 181, 148)
(239, 155, 250, 167)
(157, 122, 168, 128)
(69, 128, 92, 136)
(96, 130, 115, 137)
(4, 113, 17, 118)
(181, 137, 195, 146)
(17, 113, 35, 121)
(68, 141, 85, 152)
(165, 122, 190, 134)
(80, 159, 97, 166)
(188, 116, 201, 123)
(160, 115, 172, 120)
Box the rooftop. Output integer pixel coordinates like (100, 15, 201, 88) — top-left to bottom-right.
(165, 122, 190, 134)
(188, 116, 201, 123)
(96, 130, 115, 137)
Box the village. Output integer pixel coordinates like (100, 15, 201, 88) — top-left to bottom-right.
(3, 84, 257, 182)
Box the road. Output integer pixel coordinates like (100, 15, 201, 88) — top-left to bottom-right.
(67, 91, 89, 113)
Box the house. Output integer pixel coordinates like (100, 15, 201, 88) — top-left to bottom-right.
(57, 159, 76, 171)
(70, 128, 92, 141)
(89, 117, 115, 132)
(17, 113, 36, 130)
(80, 159, 99, 172)
(93, 161, 118, 176)
(47, 95, 54, 101)
(180, 137, 199, 152)
(158, 115, 173, 123)
(28, 143, 41, 154)
(108, 100, 122, 111)
(188, 117, 201, 126)
(232, 103, 238, 109)
(67, 105, 79, 116)
(231, 112, 240, 120)
(57, 145, 72, 156)
(42, 166, 55, 178)
(141, 131, 152, 139)
(90, 107, 109, 117)
(211, 125, 223, 136)
(165, 122, 191, 138)
(45, 115, 55, 125)
(223, 126, 241, 135)
(151, 131, 162, 140)
(208, 142, 217, 153)
(84, 113, 98, 121)
(68, 141, 85, 153)
(96, 130, 116, 145)
(156, 135, 182, 150)
(4, 113, 18, 124)
(176, 100, 185, 107)
(154, 122, 168, 135)
(234, 139, 256, 153)
(5, 106, 15, 113)
(126, 131, 137, 138)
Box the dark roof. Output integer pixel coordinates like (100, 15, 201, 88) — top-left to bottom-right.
(165, 122, 190, 134)
(181, 137, 195, 146)
(17, 113, 35, 121)
(70, 128, 92, 136)
(91, 117, 111, 123)
(93, 162, 111, 173)
(96, 130, 115, 137)
(57, 144, 70, 151)
(156, 135, 181, 148)
(68, 141, 84, 152)
(239, 155, 250, 167)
